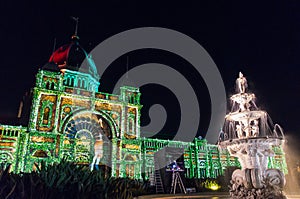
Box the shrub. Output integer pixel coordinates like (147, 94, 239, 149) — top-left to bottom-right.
(0, 161, 149, 199)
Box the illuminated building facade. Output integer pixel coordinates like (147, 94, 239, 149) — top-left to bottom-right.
(0, 35, 287, 180)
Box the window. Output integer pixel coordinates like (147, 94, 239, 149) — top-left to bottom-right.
(50, 82, 55, 90)
(40, 101, 53, 128)
(78, 79, 82, 88)
(127, 116, 135, 135)
(70, 78, 74, 87)
(42, 107, 50, 125)
(126, 164, 135, 177)
(45, 82, 50, 89)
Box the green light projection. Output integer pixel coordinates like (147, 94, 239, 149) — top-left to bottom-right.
(0, 67, 288, 180)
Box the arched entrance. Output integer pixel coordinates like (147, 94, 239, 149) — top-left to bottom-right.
(124, 154, 139, 178)
(61, 112, 115, 176)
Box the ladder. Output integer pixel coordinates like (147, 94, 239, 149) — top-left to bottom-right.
(154, 161, 164, 194)
(170, 171, 186, 194)
(149, 172, 155, 186)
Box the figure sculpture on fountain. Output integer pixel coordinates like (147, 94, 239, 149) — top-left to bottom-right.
(251, 120, 259, 137)
(236, 123, 244, 138)
(236, 72, 248, 93)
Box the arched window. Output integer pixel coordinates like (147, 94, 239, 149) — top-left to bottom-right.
(126, 164, 135, 177)
(124, 155, 136, 178)
(50, 82, 55, 90)
(64, 77, 71, 86)
(45, 82, 50, 89)
(40, 101, 53, 128)
(63, 78, 67, 86)
(131, 94, 136, 104)
(127, 117, 135, 135)
(78, 79, 82, 88)
(70, 78, 74, 87)
(42, 107, 50, 125)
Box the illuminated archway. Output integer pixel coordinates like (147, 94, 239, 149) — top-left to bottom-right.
(61, 111, 116, 167)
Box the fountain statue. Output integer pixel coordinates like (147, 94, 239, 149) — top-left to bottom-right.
(219, 72, 286, 199)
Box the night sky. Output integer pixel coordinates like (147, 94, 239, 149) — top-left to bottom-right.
(0, 1, 299, 150)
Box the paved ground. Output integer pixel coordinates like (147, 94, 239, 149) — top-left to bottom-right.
(137, 192, 300, 199)
(287, 195, 300, 199)
(137, 192, 230, 199)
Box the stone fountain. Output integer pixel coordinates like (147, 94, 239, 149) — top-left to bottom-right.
(219, 72, 286, 199)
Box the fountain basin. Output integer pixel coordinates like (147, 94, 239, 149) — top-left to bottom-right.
(225, 110, 266, 122)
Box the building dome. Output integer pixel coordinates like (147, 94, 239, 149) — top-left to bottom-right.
(45, 35, 99, 79)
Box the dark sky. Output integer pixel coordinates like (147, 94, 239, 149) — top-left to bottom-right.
(0, 1, 299, 148)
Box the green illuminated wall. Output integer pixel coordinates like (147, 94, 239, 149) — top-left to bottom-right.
(0, 67, 288, 180)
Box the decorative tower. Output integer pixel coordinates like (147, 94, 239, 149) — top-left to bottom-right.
(219, 72, 286, 198)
